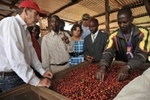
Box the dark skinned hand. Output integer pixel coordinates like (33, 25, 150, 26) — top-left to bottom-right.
(95, 66, 106, 83)
(62, 32, 69, 44)
(117, 65, 129, 81)
(86, 55, 94, 63)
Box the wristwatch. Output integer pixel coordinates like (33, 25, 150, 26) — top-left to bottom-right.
(126, 65, 133, 73)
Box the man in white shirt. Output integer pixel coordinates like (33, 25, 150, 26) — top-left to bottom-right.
(41, 15, 73, 73)
(0, 0, 53, 92)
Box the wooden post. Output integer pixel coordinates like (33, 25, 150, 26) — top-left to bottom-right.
(39, 16, 50, 37)
(105, 0, 110, 34)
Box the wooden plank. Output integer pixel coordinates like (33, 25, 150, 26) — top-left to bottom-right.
(14, 91, 39, 100)
(111, 0, 122, 9)
(31, 86, 70, 100)
(49, 0, 80, 16)
(0, 84, 70, 100)
(93, 1, 144, 19)
(105, 0, 110, 33)
(0, 84, 31, 100)
(0, 13, 6, 17)
(100, 13, 149, 25)
(0, 1, 18, 9)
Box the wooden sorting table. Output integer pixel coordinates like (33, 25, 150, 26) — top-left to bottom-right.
(52, 60, 150, 83)
(0, 61, 149, 100)
(0, 84, 70, 100)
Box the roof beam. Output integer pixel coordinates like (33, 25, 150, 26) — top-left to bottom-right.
(111, 0, 122, 9)
(6, 12, 15, 17)
(100, 15, 150, 30)
(62, 19, 74, 24)
(99, 13, 148, 25)
(93, 1, 144, 19)
(137, 25, 150, 28)
(0, 13, 6, 17)
(93, 9, 118, 18)
(101, 21, 150, 31)
(10, 0, 19, 9)
(0, 1, 18, 9)
(134, 21, 150, 25)
(134, 13, 148, 18)
(101, 26, 118, 31)
(49, 0, 80, 16)
(96, 1, 146, 31)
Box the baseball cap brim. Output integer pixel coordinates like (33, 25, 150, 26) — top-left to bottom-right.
(19, 0, 46, 17)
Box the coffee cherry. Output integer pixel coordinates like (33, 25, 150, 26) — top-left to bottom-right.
(53, 63, 143, 100)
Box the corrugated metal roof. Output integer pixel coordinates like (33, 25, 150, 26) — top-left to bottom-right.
(0, 0, 150, 33)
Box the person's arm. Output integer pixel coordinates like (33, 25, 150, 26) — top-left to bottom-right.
(114, 69, 150, 100)
(94, 34, 109, 62)
(99, 34, 116, 68)
(63, 32, 74, 53)
(30, 44, 45, 75)
(3, 18, 40, 86)
(41, 35, 51, 71)
(127, 27, 150, 70)
(95, 34, 115, 83)
(143, 0, 150, 16)
(83, 37, 90, 61)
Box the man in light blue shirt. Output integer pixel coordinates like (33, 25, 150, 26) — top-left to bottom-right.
(81, 13, 91, 39)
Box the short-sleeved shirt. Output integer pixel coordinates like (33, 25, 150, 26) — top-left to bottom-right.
(70, 39, 84, 66)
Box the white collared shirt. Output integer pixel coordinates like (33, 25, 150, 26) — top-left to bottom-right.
(41, 30, 73, 71)
(91, 30, 99, 42)
(0, 14, 45, 86)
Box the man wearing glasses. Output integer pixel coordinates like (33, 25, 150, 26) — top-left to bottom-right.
(81, 13, 91, 39)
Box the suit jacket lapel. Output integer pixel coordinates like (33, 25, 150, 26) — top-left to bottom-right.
(89, 34, 93, 43)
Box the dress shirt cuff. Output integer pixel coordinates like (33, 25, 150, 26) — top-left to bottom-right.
(66, 41, 71, 46)
(66, 41, 74, 52)
(29, 76, 40, 86)
(38, 68, 46, 76)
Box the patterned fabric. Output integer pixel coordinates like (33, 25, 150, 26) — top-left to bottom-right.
(70, 39, 84, 66)
(126, 40, 133, 60)
(100, 25, 150, 70)
(123, 29, 133, 60)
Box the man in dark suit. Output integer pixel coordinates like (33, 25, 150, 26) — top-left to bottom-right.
(84, 18, 109, 63)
